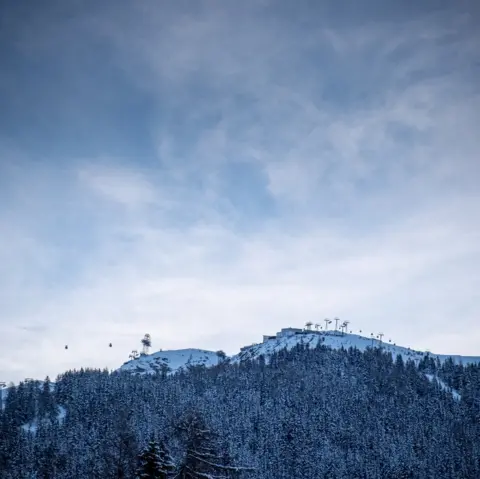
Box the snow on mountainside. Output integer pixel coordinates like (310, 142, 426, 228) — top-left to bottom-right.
(21, 405, 67, 435)
(230, 328, 480, 366)
(119, 348, 222, 375)
(118, 327, 480, 376)
(425, 374, 461, 401)
(0, 386, 7, 410)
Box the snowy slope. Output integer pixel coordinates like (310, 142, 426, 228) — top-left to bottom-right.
(425, 374, 461, 401)
(118, 329, 479, 376)
(230, 330, 480, 366)
(21, 405, 67, 435)
(435, 354, 480, 364)
(0, 386, 7, 410)
(118, 348, 222, 375)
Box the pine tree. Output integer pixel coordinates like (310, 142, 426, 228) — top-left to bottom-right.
(176, 413, 251, 479)
(38, 376, 57, 420)
(157, 440, 176, 478)
(136, 438, 175, 479)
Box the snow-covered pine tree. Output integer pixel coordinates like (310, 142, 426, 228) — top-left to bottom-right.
(136, 438, 175, 479)
(176, 413, 253, 479)
(38, 376, 57, 421)
(157, 440, 176, 478)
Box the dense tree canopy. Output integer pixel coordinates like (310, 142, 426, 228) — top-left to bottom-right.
(0, 343, 479, 478)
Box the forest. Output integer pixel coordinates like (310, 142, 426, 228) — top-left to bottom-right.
(1, 343, 479, 478)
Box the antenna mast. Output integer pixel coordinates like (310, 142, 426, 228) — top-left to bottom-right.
(334, 317, 340, 332)
(141, 333, 152, 355)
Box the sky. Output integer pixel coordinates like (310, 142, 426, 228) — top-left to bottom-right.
(1, 0, 479, 383)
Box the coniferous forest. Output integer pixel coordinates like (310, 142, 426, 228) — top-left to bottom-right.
(1, 344, 479, 478)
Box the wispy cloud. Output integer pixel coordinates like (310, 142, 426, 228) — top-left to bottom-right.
(78, 162, 157, 208)
(0, 0, 479, 382)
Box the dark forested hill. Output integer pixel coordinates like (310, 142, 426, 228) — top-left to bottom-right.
(1, 344, 479, 478)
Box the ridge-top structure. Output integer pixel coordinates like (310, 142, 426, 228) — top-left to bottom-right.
(261, 324, 347, 343)
(141, 333, 152, 355)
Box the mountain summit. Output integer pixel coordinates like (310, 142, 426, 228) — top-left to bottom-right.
(119, 327, 480, 375)
(232, 327, 480, 364)
(119, 348, 222, 375)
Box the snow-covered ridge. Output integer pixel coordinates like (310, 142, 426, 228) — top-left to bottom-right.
(118, 328, 480, 377)
(118, 348, 222, 375)
(230, 328, 480, 366)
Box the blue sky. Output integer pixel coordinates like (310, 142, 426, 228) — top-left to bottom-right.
(1, 0, 479, 382)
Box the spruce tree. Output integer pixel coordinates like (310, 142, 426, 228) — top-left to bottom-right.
(136, 438, 175, 479)
(176, 413, 249, 479)
(38, 376, 57, 420)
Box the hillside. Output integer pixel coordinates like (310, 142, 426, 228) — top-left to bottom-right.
(119, 327, 480, 376)
(118, 348, 222, 375)
(2, 338, 480, 478)
(232, 328, 480, 365)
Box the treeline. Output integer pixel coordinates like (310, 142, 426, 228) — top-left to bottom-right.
(0, 343, 479, 478)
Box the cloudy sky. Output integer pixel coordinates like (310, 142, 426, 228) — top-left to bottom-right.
(1, 0, 479, 382)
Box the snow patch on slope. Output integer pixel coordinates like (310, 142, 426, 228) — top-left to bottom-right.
(0, 386, 8, 410)
(425, 374, 461, 401)
(119, 348, 221, 375)
(57, 405, 67, 422)
(21, 405, 67, 435)
(22, 421, 38, 434)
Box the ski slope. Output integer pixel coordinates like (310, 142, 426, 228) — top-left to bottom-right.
(425, 374, 461, 401)
(118, 348, 222, 375)
(230, 329, 480, 366)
